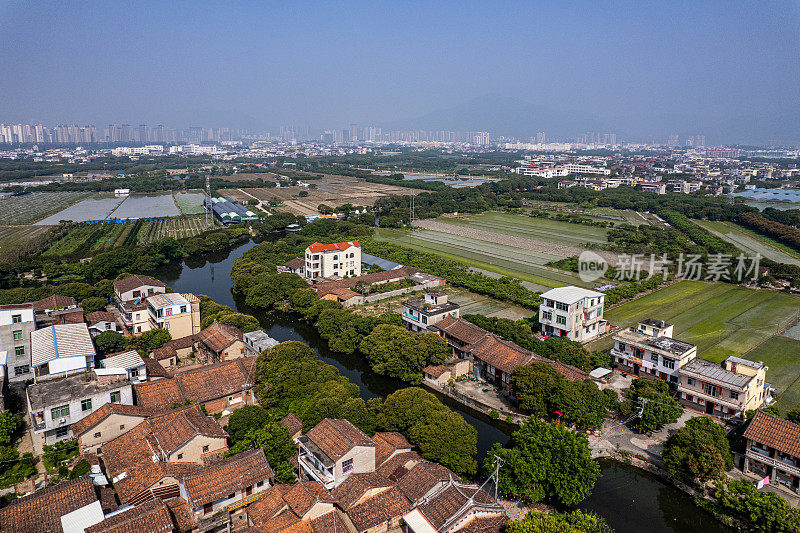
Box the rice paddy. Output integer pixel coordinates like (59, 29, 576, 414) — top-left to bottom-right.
(693, 219, 800, 266)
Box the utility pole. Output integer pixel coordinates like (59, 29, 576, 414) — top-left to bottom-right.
(205, 174, 212, 229)
(409, 192, 415, 224)
(492, 455, 504, 501)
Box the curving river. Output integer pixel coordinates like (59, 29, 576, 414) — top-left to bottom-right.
(154, 240, 731, 533)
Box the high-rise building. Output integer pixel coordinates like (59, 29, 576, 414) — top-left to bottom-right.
(695, 135, 706, 148)
(668, 134, 679, 147)
(349, 123, 358, 142)
(474, 131, 490, 146)
(535, 131, 546, 144)
(138, 124, 149, 143)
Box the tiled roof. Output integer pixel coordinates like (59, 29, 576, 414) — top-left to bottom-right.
(429, 316, 490, 345)
(86, 311, 116, 325)
(143, 358, 171, 379)
(284, 258, 305, 269)
(281, 413, 303, 436)
(305, 419, 374, 461)
(196, 320, 243, 354)
(417, 483, 498, 530)
(0, 476, 97, 533)
(114, 276, 165, 295)
(0, 302, 33, 310)
(468, 334, 534, 375)
(31, 323, 96, 367)
(376, 450, 422, 478)
(396, 462, 458, 503)
(744, 410, 800, 458)
(331, 472, 393, 509)
(164, 497, 195, 533)
(373, 432, 411, 467)
(423, 364, 450, 379)
(151, 345, 178, 361)
(103, 350, 145, 371)
(313, 266, 422, 296)
(134, 379, 185, 411)
(306, 241, 360, 253)
(162, 335, 197, 351)
(85, 498, 173, 533)
(54, 309, 86, 325)
(148, 405, 228, 455)
(551, 360, 591, 382)
(182, 449, 273, 508)
(343, 486, 411, 532)
(174, 358, 253, 404)
(34, 294, 77, 312)
(458, 514, 509, 532)
(71, 402, 152, 437)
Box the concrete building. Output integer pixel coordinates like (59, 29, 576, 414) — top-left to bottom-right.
(400, 290, 460, 333)
(304, 241, 362, 279)
(297, 418, 376, 490)
(242, 330, 280, 356)
(742, 410, 800, 495)
(678, 356, 771, 418)
(114, 275, 166, 334)
(611, 319, 697, 384)
(146, 292, 201, 339)
(0, 302, 35, 382)
(31, 323, 96, 380)
(538, 286, 606, 342)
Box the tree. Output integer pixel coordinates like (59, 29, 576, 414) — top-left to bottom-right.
(80, 297, 107, 314)
(298, 190, 309, 197)
(359, 325, 448, 383)
(227, 421, 296, 471)
(786, 409, 800, 425)
(318, 204, 333, 215)
(487, 419, 599, 506)
(93, 330, 127, 354)
(0, 411, 21, 446)
(512, 362, 560, 418)
(131, 329, 172, 351)
(716, 479, 800, 532)
(226, 405, 271, 443)
(620, 378, 682, 432)
(663, 416, 733, 484)
(505, 510, 613, 533)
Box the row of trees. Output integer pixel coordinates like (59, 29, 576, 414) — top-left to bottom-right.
(739, 212, 800, 253)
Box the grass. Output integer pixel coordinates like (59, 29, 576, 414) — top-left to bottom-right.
(0, 191, 91, 224)
(693, 219, 800, 265)
(524, 200, 648, 226)
(440, 212, 609, 246)
(0, 226, 51, 261)
(173, 191, 207, 215)
(373, 227, 592, 288)
(595, 280, 800, 408)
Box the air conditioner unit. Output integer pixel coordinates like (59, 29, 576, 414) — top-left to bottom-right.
(58, 418, 67, 425)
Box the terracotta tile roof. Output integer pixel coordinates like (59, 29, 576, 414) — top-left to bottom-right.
(148, 405, 228, 455)
(306, 241, 360, 253)
(304, 419, 374, 461)
(469, 334, 535, 375)
(71, 402, 152, 437)
(86, 311, 116, 325)
(396, 462, 459, 503)
(246, 485, 293, 525)
(372, 432, 411, 467)
(280, 413, 303, 436)
(164, 497, 195, 532)
(134, 379, 186, 411)
(423, 364, 450, 379)
(143, 358, 171, 379)
(150, 345, 178, 361)
(313, 266, 422, 296)
(0, 476, 97, 533)
(429, 316, 490, 345)
(173, 358, 253, 404)
(34, 294, 77, 312)
(162, 335, 197, 351)
(114, 276, 165, 295)
(376, 450, 422, 478)
(343, 486, 411, 532)
(281, 480, 334, 517)
(331, 472, 393, 509)
(458, 514, 509, 532)
(284, 258, 305, 270)
(182, 448, 273, 509)
(54, 309, 86, 325)
(196, 320, 243, 353)
(552, 360, 591, 382)
(0, 302, 33, 310)
(744, 410, 800, 457)
(417, 483, 498, 530)
(85, 498, 173, 533)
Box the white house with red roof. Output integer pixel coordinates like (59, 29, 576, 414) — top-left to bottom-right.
(304, 241, 362, 279)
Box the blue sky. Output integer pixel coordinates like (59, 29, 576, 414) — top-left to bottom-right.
(1, 1, 798, 142)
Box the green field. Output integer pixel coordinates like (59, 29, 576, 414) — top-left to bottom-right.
(594, 280, 800, 408)
(525, 200, 648, 226)
(173, 191, 207, 215)
(693, 219, 800, 265)
(374, 227, 592, 288)
(0, 191, 91, 224)
(441, 212, 609, 246)
(138, 216, 209, 244)
(0, 226, 51, 262)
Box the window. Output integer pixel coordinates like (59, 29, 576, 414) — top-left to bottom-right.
(12, 330, 23, 341)
(110, 391, 121, 403)
(256, 481, 264, 488)
(704, 383, 721, 397)
(180, 305, 187, 314)
(11, 314, 22, 323)
(14, 365, 29, 376)
(15, 346, 24, 356)
(342, 458, 354, 473)
(687, 377, 695, 386)
(555, 315, 567, 325)
(55, 427, 69, 438)
(81, 399, 92, 411)
(51, 405, 70, 419)
(617, 342, 626, 352)
(663, 358, 675, 370)
(650, 353, 659, 362)
(730, 391, 739, 400)
(555, 302, 569, 311)
(202, 445, 209, 453)
(228, 493, 235, 500)
(165, 308, 172, 316)
(177, 453, 183, 460)
(542, 311, 552, 321)
(164, 322, 169, 330)
(130, 368, 139, 378)
(94, 432, 102, 438)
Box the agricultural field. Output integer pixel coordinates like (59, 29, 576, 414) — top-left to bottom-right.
(35, 195, 124, 224)
(524, 200, 648, 226)
(373, 227, 593, 289)
(0, 191, 91, 224)
(173, 191, 207, 214)
(593, 280, 800, 408)
(109, 193, 180, 219)
(42, 221, 142, 257)
(693, 219, 800, 266)
(0, 226, 51, 262)
(138, 216, 209, 244)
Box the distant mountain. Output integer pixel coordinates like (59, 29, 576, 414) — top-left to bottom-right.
(384, 95, 608, 139)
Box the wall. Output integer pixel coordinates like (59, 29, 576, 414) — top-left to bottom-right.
(168, 435, 228, 463)
(77, 413, 147, 454)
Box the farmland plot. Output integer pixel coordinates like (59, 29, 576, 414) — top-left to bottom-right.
(0, 191, 91, 224)
(110, 194, 180, 219)
(174, 191, 207, 214)
(35, 195, 124, 224)
(439, 212, 609, 246)
(138, 216, 209, 244)
(694, 219, 800, 265)
(0, 226, 51, 261)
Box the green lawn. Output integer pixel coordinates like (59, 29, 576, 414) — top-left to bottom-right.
(598, 280, 800, 408)
(440, 212, 609, 246)
(693, 219, 800, 265)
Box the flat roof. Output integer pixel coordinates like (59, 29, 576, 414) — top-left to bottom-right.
(28, 372, 130, 411)
(639, 318, 672, 329)
(540, 286, 604, 304)
(681, 358, 753, 388)
(403, 296, 460, 316)
(146, 292, 190, 309)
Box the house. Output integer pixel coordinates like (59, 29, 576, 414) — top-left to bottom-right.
(333, 474, 412, 533)
(422, 358, 471, 387)
(372, 432, 413, 471)
(30, 323, 96, 380)
(297, 418, 376, 490)
(102, 405, 228, 504)
(151, 345, 179, 368)
(283, 257, 306, 276)
(26, 371, 135, 444)
(34, 294, 78, 316)
(611, 319, 697, 384)
(0, 476, 101, 533)
(85, 498, 176, 533)
(114, 276, 166, 334)
(312, 266, 445, 307)
(155, 334, 197, 364)
(539, 286, 606, 342)
(304, 241, 362, 279)
(146, 292, 201, 339)
(85, 311, 121, 337)
(678, 356, 771, 419)
(134, 358, 257, 415)
(428, 316, 491, 360)
(402, 479, 507, 532)
(246, 481, 342, 532)
(179, 448, 273, 527)
(71, 402, 152, 455)
(401, 290, 460, 333)
(144, 358, 171, 381)
(100, 350, 148, 383)
(280, 413, 304, 440)
(0, 302, 35, 382)
(243, 329, 280, 356)
(195, 320, 245, 362)
(742, 410, 800, 494)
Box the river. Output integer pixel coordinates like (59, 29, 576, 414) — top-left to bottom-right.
(154, 240, 731, 533)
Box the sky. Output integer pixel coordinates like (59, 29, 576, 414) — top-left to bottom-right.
(1, 1, 798, 143)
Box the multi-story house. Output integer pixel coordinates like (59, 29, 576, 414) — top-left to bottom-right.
(742, 410, 800, 495)
(71, 402, 152, 455)
(678, 356, 771, 418)
(146, 292, 201, 339)
(26, 371, 135, 444)
(85, 311, 121, 337)
(539, 286, 606, 342)
(114, 275, 166, 334)
(297, 418, 376, 490)
(195, 320, 245, 362)
(100, 350, 148, 383)
(0, 303, 35, 382)
(304, 241, 362, 279)
(611, 319, 697, 384)
(401, 290, 460, 333)
(30, 323, 96, 380)
(428, 316, 491, 359)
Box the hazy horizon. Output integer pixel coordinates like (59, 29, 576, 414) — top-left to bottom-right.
(1, 1, 798, 144)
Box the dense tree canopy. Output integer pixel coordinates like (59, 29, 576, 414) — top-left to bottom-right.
(663, 416, 733, 484)
(359, 325, 449, 383)
(620, 378, 682, 432)
(505, 510, 613, 533)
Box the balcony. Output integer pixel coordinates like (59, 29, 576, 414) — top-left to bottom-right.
(298, 453, 334, 489)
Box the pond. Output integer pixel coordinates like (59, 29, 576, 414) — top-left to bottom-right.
(154, 240, 732, 533)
